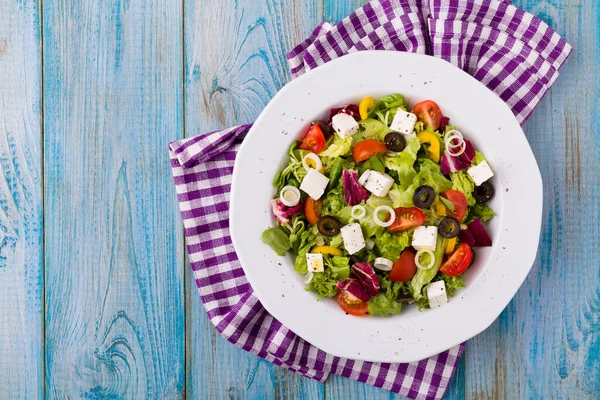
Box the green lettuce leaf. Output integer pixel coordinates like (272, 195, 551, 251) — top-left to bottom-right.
(368, 93, 408, 124)
(261, 227, 290, 256)
(322, 186, 345, 217)
(326, 256, 351, 280)
(374, 231, 411, 260)
(273, 142, 310, 190)
(356, 205, 384, 239)
(367, 294, 402, 317)
(294, 230, 316, 274)
(384, 136, 420, 185)
(473, 151, 486, 166)
(307, 255, 351, 299)
(307, 271, 338, 299)
(411, 237, 447, 300)
(390, 158, 452, 208)
(438, 274, 465, 297)
(321, 136, 353, 158)
(358, 118, 392, 141)
(466, 203, 496, 223)
(358, 153, 386, 175)
(450, 170, 476, 206)
(366, 194, 393, 209)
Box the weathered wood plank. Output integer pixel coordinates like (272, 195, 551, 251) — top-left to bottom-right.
(183, 0, 325, 398)
(42, 0, 185, 397)
(459, 0, 600, 399)
(0, 0, 43, 397)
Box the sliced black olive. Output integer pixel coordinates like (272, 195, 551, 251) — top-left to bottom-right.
(438, 217, 461, 238)
(473, 182, 495, 203)
(313, 121, 332, 138)
(384, 132, 406, 152)
(349, 255, 361, 265)
(413, 185, 435, 209)
(317, 216, 341, 237)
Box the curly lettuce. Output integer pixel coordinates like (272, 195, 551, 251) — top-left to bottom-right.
(358, 118, 392, 141)
(411, 237, 447, 301)
(321, 136, 352, 158)
(272, 142, 310, 190)
(374, 231, 411, 260)
(389, 158, 452, 207)
(450, 170, 476, 206)
(308, 255, 351, 299)
(368, 93, 408, 125)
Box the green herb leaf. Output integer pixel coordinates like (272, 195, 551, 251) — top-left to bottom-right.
(261, 228, 291, 256)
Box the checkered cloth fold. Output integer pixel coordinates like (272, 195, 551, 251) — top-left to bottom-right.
(169, 1, 570, 399)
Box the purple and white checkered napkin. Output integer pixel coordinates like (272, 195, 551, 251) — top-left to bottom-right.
(170, 1, 570, 399)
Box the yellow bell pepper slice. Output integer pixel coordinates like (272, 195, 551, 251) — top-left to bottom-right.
(311, 246, 343, 256)
(417, 131, 441, 163)
(431, 200, 446, 216)
(359, 96, 376, 120)
(445, 237, 457, 254)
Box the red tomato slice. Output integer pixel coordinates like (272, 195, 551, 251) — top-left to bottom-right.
(352, 139, 388, 163)
(389, 207, 426, 233)
(336, 290, 370, 316)
(304, 198, 322, 225)
(440, 243, 473, 276)
(441, 190, 468, 222)
(299, 123, 326, 154)
(389, 249, 417, 282)
(412, 100, 443, 131)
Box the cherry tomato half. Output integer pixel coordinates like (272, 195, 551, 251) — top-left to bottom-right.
(441, 190, 468, 222)
(440, 243, 473, 276)
(353, 139, 388, 163)
(305, 197, 322, 225)
(412, 100, 443, 131)
(389, 207, 426, 233)
(299, 123, 326, 154)
(336, 290, 370, 316)
(389, 249, 417, 282)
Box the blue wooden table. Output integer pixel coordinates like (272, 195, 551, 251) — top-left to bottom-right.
(1, 0, 598, 398)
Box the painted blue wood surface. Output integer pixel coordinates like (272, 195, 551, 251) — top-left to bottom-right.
(42, 0, 185, 397)
(0, 0, 598, 398)
(0, 0, 44, 398)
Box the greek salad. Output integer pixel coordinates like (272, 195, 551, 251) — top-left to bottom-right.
(261, 94, 496, 317)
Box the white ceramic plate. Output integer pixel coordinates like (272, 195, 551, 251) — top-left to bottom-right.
(230, 51, 542, 363)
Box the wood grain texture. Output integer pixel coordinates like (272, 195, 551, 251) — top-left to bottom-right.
(42, 0, 185, 397)
(183, 1, 326, 398)
(0, 0, 44, 398)
(452, 0, 600, 398)
(0, 0, 596, 398)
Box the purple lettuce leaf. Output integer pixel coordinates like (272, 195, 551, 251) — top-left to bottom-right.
(342, 169, 369, 206)
(468, 218, 492, 247)
(270, 199, 303, 224)
(351, 262, 380, 297)
(441, 138, 475, 174)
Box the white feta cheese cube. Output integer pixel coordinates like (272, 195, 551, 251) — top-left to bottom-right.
(390, 111, 417, 136)
(332, 113, 359, 138)
(361, 170, 394, 197)
(358, 170, 371, 185)
(467, 160, 494, 186)
(412, 226, 438, 250)
(300, 168, 330, 200)
(340, 223, 365, 255)
(427, 280, 448, 308)
(306, 253, 324, 272)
